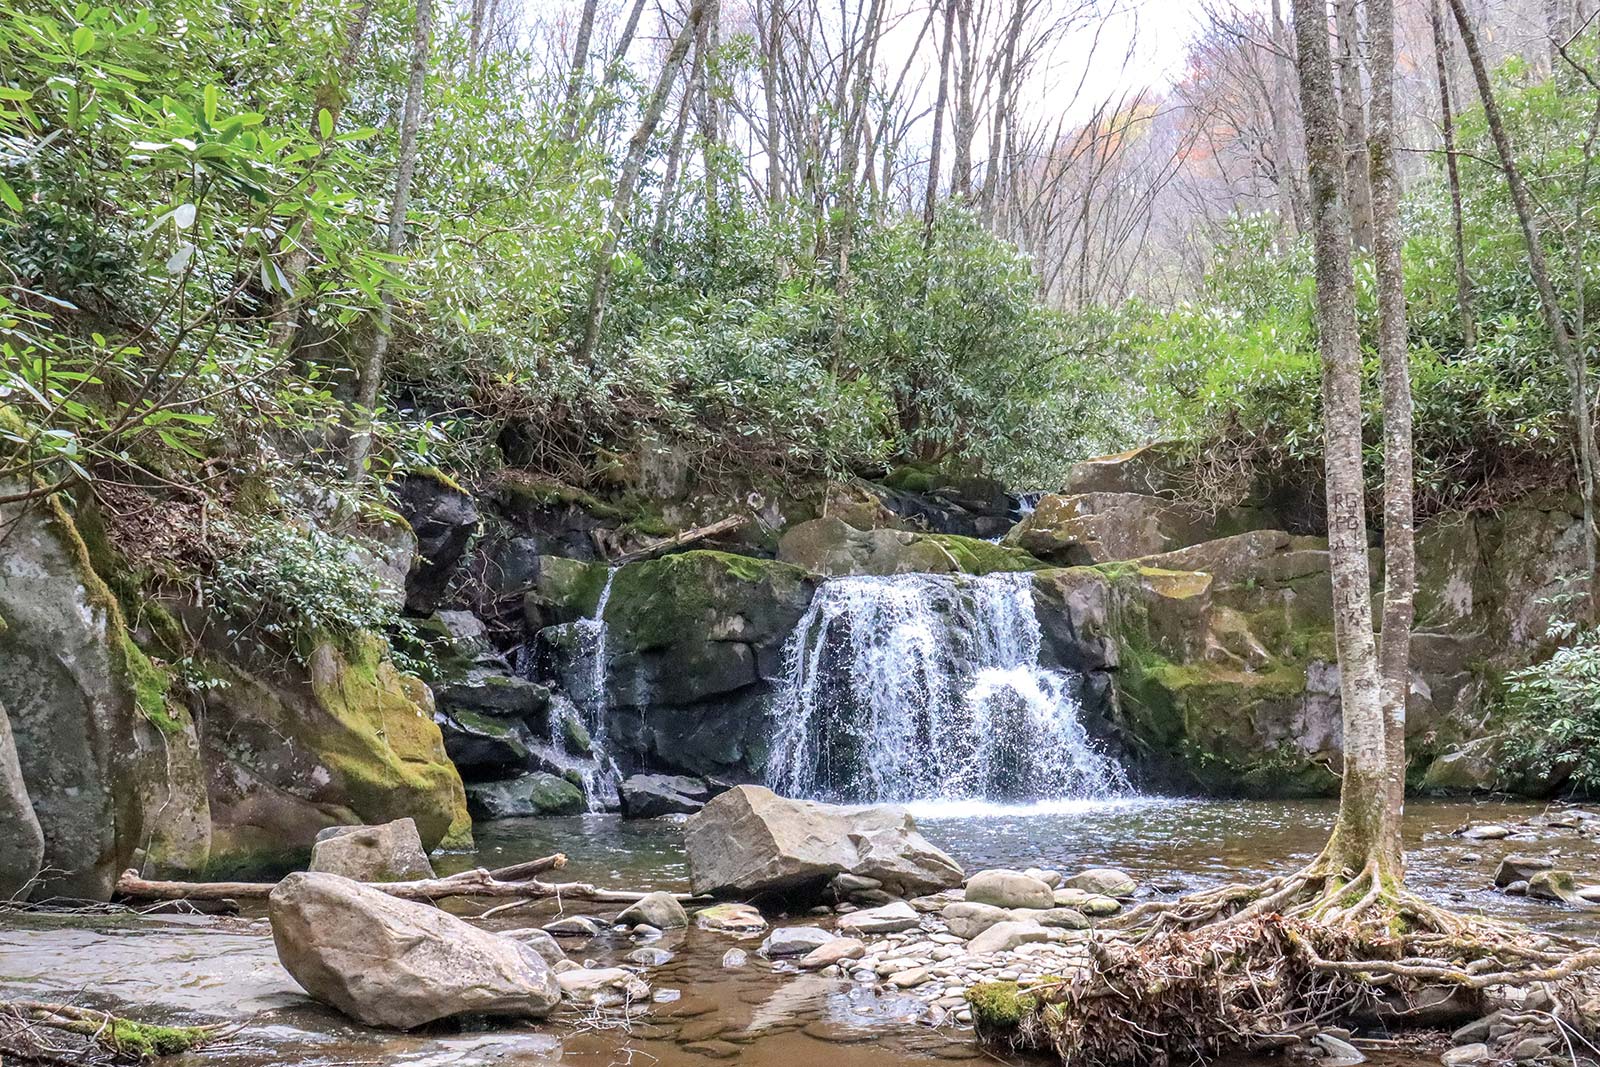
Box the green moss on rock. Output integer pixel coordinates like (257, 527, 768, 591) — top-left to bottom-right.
(967, 981, 1038, 1030)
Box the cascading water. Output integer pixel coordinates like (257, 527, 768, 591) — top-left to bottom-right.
(548, 568, 622, 810)
(765, 571, 1130, 805)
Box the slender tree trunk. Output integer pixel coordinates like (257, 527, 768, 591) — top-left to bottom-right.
(468, 0, 488, 73)
(346, 0, 433, 482)
(1270, 0, 1310, 237)
(560, 0, 600, 140)
(951, 0, 976, 200)
(1431, 0, 1475, 352)
(832, 0, 884, 369)
(1368, 0, 1413, 860)
(1334, 0, 1375, 251)
(1447, 0, 1600, 621)
(924, 0, 957, 245)
(762, 0, 784, 208)
(1291, 0, 1399, 876)
(268, 0, 375, 351)
(650, 39, 702, 257)
(981, 0, 1026, 227)
(577, 0, 706, 370)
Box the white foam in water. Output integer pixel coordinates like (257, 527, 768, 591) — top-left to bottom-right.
(765, 572, 1133, 805)
(564, 568, 621, 810)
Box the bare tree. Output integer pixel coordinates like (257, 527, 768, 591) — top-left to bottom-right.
(1447, 0, 1600, 620)
(1431, 0, 1475, 351)
(347, 0, 434, 481)
(577, 0, 707, 370)
(1368, 0, 1415, 849)
(1292, 0, 1399, 874)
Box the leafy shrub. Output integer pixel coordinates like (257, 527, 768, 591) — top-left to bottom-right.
(1503, 587, 1600, 792)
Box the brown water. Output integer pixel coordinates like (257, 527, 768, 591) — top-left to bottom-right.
(2, 797, 1595, 1067)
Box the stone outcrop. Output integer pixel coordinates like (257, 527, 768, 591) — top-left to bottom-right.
(1004, 492, 1272, 565)
(269, 871, 561, 1029)
(465, 772, 584, 818)
(683, 785, 963, 899)
(199, 633, 472, 874)
(394, 471, 480, 614)
(778, 517, 1042, 577)
(0, 492, 210, 897)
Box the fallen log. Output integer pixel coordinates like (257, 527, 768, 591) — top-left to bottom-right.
(1, 999, 224, 1061)
(612, 514, 747, 564)
(114, 854, 702, 905)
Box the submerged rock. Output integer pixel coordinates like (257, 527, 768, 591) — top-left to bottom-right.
(466, 772, 585, 818)
(694, 902, 767, 934)
(268, 871, 560, 1029)
(760, 926, 836, 957)
(1494, 855, 1554, 888)
(309, 818, 434, 883)
(618, 774, 710, 818)
(683, 785, 963, 899)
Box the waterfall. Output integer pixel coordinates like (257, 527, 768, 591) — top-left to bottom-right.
(555, 568, 621, 810)
(765, 572, 1130, 805)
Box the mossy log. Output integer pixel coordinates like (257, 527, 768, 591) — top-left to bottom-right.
(114, 854, 702, 904)
(0, 999, 221, 1062)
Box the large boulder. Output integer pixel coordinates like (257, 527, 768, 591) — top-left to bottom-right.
(199, 633, 472, 874)
(683, 785, 963, 899)
(539, 551, 816, 781)
(269, 871, 561, 1028)
(0, 490, 211, 897)
(466, 772, 585, 819)
(310, 818, 435, 883)
(965, 870, 1055, 910)
(0, 700, 44, 898)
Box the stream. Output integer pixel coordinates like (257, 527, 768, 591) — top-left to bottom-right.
(2, 797, 1595, 1067)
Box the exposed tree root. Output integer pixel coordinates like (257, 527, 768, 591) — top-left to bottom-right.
(976, 864, 1600, 1067)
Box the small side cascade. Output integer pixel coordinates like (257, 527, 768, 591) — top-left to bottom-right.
(521, 568, 621, 811)
(765, 571, 1131, 805)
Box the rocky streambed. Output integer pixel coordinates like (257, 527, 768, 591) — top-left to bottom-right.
(6, 797, 1600, 1067)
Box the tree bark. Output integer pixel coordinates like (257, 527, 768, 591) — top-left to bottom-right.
(1334, 0, 1374, 251)
(1269, 0, 1310, 237)
(345, 0, 432, 483)
(951, 0, 977, 200)
(560, 0, 600, 140)
(924, 0, 958, 245)
(1367, 0, 1413, 864)
(578, 0, 706, 369)
(1447, 0, 1600, 621)
(981, 0, 1027, 227)
(1291, 0, 1399, 877)
(1430, 0, 1475, 352)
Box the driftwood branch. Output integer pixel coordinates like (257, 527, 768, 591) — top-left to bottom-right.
(613, 514, 747, 564)
(114, 854, 702, 905)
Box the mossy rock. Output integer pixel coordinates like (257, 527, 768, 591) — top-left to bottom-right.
(777, 517, 1045, 578)
(604, 550, 815, 652)
(967, 981, 1039, 1031)
(466, 772, 585, 818)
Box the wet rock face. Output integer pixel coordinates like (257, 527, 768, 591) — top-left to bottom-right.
(465, 772, 585, 818)
(618, 774, 712, 818)
(683, 785, 964, 900)
(268, 872, 561, 1029)
(1004, 492, 1273, 566)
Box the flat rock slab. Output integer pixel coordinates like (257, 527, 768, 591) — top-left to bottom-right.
(837, 901, 920, 935)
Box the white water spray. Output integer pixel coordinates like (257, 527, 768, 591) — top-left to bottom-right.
(765, 572, 1130, 804)
(559, 568, 620, 809)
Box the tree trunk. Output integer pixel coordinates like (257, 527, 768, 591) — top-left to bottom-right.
(345, 0, 432, 483)
(649, 37, 702, 257)
(578, 0, 706, 369)
(560, 0, 600, 140)
(762, 0, 784, 208)
(1334, 0, 1374, 251)
(1291, 0, 1399, 877)
(924, 0, 958, 245)
(981, 0, 1027, 227)
(1431, 0, 1475, 352)
(951, 0, 977, 200)
(1367, 0, 1414, 861)
(1447, 0, 1600, 622)
(832, 0, 884, 369)
(1269, 0, 1310, 237)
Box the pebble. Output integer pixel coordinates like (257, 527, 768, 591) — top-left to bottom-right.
(720, 948, 748, 969)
